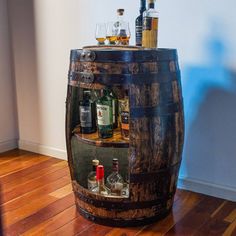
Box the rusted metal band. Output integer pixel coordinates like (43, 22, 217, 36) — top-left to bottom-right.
(130, 162, 181, 183)
(70, 48, 178, 63)
(68, 71, 181, 86)
(74, 190, 175, 210)
(77, 206, 171, 227)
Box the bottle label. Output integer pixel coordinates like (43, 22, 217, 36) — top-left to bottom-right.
(121, 111, 129, 130)
(80, 105, 92, 127)
(136, 25, 143, 46)
(88, 179, 97, 190)
(143, 17, 158, 31)
(97, 104, 112, 126)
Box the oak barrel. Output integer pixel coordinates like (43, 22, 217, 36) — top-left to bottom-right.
(66, 46, 184, 227)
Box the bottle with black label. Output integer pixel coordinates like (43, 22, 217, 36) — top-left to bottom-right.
(142, 0, 159, 48)
(135, 0, 146, 46)
(96, 89, 113, 139)
(119, 91, 129, 140)
(79, 90, 97, 134)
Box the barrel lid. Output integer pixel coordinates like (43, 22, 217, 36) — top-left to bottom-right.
(71, 46, 178, 63)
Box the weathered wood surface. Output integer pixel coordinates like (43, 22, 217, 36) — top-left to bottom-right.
(1, 150, 236, 235)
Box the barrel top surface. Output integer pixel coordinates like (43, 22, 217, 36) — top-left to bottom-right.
(70, 46, 178, 63)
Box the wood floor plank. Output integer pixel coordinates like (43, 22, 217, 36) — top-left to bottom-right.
(164, 195, 225, 235)
(1, 160, 67, 192)
(77, 224, 113, 236)
(3, 193, 75, 235)
(2, 176, 71, 214)
(0, 157, 62, 184)
(2, 167, 70, 204)
(21, 205, 78, 236)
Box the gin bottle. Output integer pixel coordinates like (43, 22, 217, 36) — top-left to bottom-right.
(106, 158, 124, 196)
(136, 0, 146, 46)
(92, 165, 110, 196)
(87, 159, 99, 191)
(96, 89, 113, 139)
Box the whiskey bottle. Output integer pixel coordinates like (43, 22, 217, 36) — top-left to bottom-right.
(106, 158, 124, 196)
(119, 91, 129, 140)
(135, 0, 146, 46)
(92, 165, 110, 195)
(79, 90, 97, 134)
(96, 89, 113, 139)
(142, 0, 159, 48)
(87, 159, 99, 191)
(110, 90, 118, 129)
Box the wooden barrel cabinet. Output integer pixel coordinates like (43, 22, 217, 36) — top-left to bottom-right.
(65, 46, 184, 227)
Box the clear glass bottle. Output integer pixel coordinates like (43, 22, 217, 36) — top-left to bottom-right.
(119, 91, 129, 140)
(114, 9, 125, 34)
(92, 165, 110, 196)
(142, 0, 159, 48)
(87, 159, 99, 191)
(106, 158, 124, 196)
(96, 89, 113, 139)
(79, 90, 97, 134)
(136, 0, 146, 46)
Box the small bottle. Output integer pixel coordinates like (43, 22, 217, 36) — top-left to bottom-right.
(92, 165, 110, 196)
(119, 91, 129, 140)
(106, 159, 124, 196)
(96, 89, 113, 139)
(110, 90, 118, 129)
(79, 90, 97, 134)
(114, 9, 125, 33)
(87, 159, 99, 191)
(135, 0, 146, 46)
(142, 0, 159, 48)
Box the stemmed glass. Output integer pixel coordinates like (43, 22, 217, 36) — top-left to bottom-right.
(106, 22, 117, 45)
(117, 22, 131, 46)
(95, 23, 106, 46)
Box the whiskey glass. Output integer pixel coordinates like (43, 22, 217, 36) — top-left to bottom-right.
(95, 23, 106, 46)
(117, 22, 131, 46)
(106, 22, 117, 45)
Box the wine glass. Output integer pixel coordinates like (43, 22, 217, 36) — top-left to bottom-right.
(106, 22, 117, 45)
(95, 23, 106, 46)
(117, 22, 131, 46)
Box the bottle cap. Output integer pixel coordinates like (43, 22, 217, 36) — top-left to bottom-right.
(113, 158, 118, 164)
(96, 165, 104, 180)
(117, 9, 124, 15)
(92, 159, 99, 166)
(148, 0, 155, 3)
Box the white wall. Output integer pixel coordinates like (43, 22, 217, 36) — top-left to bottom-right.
(7, 0, 236, 200)
(0, 0, 18, 152)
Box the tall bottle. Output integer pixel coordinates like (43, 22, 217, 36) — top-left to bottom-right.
(79, 90, 97, 134)
(92, 165, 110, 195)
(110, 90, 118, 129)
(135, 0, 146, 46)
(96, 89, 113, 139)
(106, 158, 124, 196)
(87, 159, 99, 191)
(142, 0, 159, 48)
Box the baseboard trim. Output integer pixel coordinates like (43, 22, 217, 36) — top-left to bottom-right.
(178, 176, 236, 202)
(0, 139, 18, 153)
(18, 140, 67, 160)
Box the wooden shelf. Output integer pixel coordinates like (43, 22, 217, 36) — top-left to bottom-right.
(73, 128, 129, 148)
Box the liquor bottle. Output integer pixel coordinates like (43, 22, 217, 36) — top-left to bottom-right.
(135, 0, 146, 46)
(92, 165, 110, 195)
(119, 91, 129, 140)
(114, 9, 125, 33)
(110, 90, 118, 129)
(87, 159, 99, 191)
(96, 89, 113, 139)
(79, 90, 97, 134)
(142, 0, 159, 48)
(106, 158, 124, 196)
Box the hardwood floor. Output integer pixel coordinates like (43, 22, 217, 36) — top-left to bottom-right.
(0, 149, 236, 236)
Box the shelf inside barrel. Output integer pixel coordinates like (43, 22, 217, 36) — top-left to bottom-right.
(73, 128, 129, 148)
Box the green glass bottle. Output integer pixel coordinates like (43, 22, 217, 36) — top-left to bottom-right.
(96, 89, 113, 139)
(110, 90, 118, 129)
